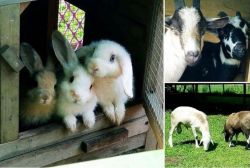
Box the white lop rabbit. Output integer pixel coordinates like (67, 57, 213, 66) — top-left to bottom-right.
(76, 40, 134, 125)
(52, 31, 97, 132)
(20, 43, 57, 129)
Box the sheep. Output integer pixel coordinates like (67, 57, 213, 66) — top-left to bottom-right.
(168, 106, 213, 151)
(164, 0, 229, 82)
(223, 111, 250, 149)
(180, 12, 249, 81)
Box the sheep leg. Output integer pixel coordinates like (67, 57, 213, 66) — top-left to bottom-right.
(228, 135, 235, 147)
(168, 121, 178, 147)
(245, 134, 250, 150)
(191, 126, 199, 148)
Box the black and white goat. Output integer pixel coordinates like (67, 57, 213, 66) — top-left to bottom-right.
(181, 12, 249, 81)
(223, 111, 250, 149)
(168, 106, 214, 151)
(164, 0, 229, 82)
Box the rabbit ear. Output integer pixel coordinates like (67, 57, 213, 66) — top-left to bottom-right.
(45, 55, 56, 72)
(52, 30, 78, 70)
(119, 53, 134, 98)
(20, 43, 44, 74)
(76, 45, 95, 64)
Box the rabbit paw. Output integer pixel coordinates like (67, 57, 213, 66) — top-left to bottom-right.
(115, 104, 125, 125)
(103, 105, 116, 124)
(83, 115, 95, 128)
(64, 115, 77, 132)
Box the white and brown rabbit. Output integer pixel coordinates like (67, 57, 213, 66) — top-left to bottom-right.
(76, 40, 134, 125)
(20, 43, 57, 129)
(52, 31, 97, 132)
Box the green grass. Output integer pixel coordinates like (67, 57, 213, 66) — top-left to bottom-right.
(176, 84, 250, 94)
(165, 111, 250, 167)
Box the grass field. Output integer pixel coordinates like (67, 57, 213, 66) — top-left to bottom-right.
(165, 111, 250, 167)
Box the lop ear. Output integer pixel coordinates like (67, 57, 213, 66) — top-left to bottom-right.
(52, 30, 78, 71)
(119, 52, 134, 98)
(76, 45, 95, 64)
(20, 42, 44, 74)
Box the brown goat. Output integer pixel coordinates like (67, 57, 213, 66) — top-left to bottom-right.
(224, 111, 250, 149)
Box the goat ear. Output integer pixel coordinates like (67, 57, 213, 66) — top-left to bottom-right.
(236, 11, 242, 18)
(207, 17, 229, 29)
(217, 11, 228, 18)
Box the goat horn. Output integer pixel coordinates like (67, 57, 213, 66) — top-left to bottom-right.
(193, 0, 200, 9)
(174, 0, 185, 10)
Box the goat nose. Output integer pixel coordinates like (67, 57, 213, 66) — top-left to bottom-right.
(187, 51, 199, 58)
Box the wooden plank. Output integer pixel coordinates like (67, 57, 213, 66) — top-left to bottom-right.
(0, 104, 146, 161)
(20, 2, 31, 14)
(0, 4, 19, 143)
(145, 126, 158, 150)
(0, 0, 36, 7)
(82, 127, 128, 153)
(48, 134, 146, 167)
(0, 123, 147, 167)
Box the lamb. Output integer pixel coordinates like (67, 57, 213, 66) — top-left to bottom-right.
(223, 111, 250, 149)
(164, 0, 229, 82)
(180, 12, 249, 81)
(168, 106, 213, 151)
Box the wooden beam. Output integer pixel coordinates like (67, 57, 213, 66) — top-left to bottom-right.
(0, 0, 36, 7)
(81, 127, 128, 153)
(47, 134, 146, 167)
(145, 126, 158, 150)
(20, 2, 31, 14)
(0, 4, 19, 143)
(0, 122, 147, 166)
(0, 104, 146, 161)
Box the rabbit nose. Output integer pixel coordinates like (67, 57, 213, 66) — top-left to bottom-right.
(91, 64, 99, 72)
(70, 90, 80, 100)
(42, 95, 48, 101)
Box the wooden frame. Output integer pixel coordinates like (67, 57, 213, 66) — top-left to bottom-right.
(0, 0, 162, 166)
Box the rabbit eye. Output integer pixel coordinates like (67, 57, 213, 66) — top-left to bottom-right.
(110, 54, 115, 62)
(69, 76, 74, 83)
(89, 84, 93, 90)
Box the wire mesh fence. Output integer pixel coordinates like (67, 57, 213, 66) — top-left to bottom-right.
(58, 0, 85, 50)
(143, 0, 164, 144)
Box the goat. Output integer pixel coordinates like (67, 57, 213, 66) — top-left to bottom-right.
(223, 111, 250, 149)
(181, 12, 249, 81)
(164, 0, 229, 82)
(168, 106, 213, 151)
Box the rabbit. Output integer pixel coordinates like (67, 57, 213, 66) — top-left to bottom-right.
(20, 43, 57, 129)
(52, 30, 97, 132)
(76, 40, 134, 125)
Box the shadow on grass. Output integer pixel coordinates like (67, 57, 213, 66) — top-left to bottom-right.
(178, 140, 218, 152)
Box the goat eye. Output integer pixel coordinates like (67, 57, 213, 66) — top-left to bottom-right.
(89, 84, 93, 90)
(69, 76, 74, 83)
(110, 54, 115, 62)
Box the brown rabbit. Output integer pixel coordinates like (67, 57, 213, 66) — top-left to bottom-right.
(20, 43, 57, 129)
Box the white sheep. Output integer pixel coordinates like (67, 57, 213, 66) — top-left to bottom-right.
(168, 106, 214, 151)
